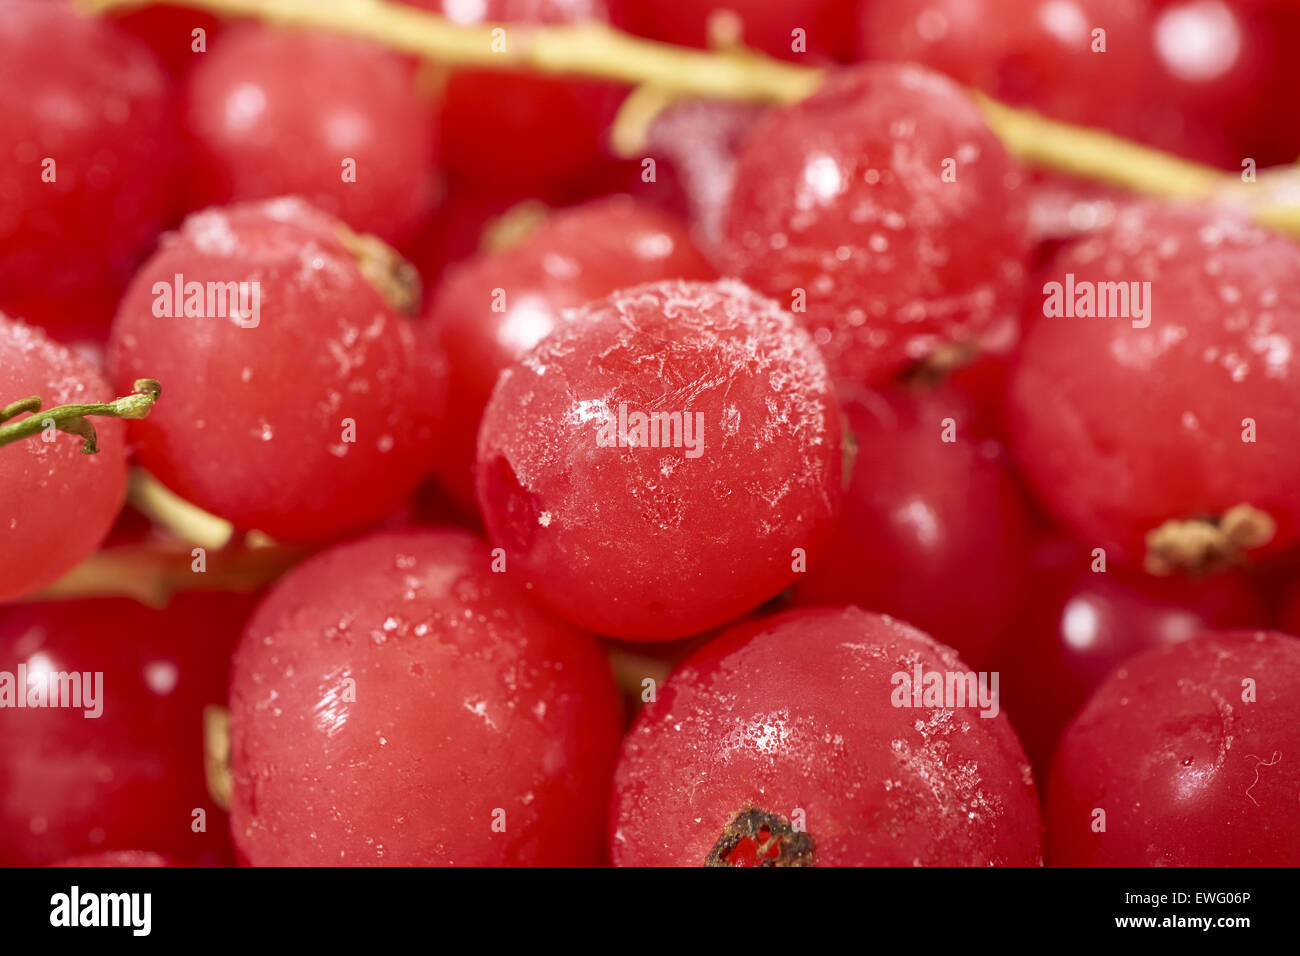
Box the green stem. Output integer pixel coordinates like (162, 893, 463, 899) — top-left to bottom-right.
(0, 379, 161, 454)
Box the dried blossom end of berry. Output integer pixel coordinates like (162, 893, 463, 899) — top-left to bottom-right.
(902, 341, 980, 387)
(334, 224, 422, 317)
(705, 807, 814, 867)
(1143, 504, 1276, 575)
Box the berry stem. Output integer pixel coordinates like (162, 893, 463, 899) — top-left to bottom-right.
(0, 378, 160, 454)
(203, 705, 233, 812)
(84, 0, 1300, 238)
(128, 468, 236, 551)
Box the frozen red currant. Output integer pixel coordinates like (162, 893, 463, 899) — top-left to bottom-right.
(610, 0, 858, 62)
(1008, 203, 1300, 572)
(856, 2, 1161, 145)
(611, 606, 1044, 865)
(792, 386, 1032, 666)
(107, 198, 443, 543)
(1045, 629, 1300, 865)
(858, 0, 1300, 168)
(410, 0, 626, 196)
(0, 594, 251, 866)
(0, 0, 178, 339)
(721, 63, 1029, 385)
(995, 539, 1266, 771)
(0, 315, 128, 603)
(427, 196, 716, 508)
(183, 26, 439, 246)
(476, 279, 844, 640)
(228, 528, 621, 865)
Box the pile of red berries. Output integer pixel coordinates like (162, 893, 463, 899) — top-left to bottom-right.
(2, 0, 1299, 868)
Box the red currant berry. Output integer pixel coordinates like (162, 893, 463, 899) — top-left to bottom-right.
(857, 1, 1153, 141)
(1045, 629, 1300, 865)
(611, 606, 1044, 865)
(0, 0, 178, 339)
(1148, 0, 1300, 168)
(0, 315, 127, 603)
(609, 0, 858, 62)
(721, 63, 1030, 385)
(410, 0, 626, 196)
(476, 279, 844, 640)
(792, 388, 1032, 666)
(0, 594, 251, 866)
(996, 539, 1266, 771)
(107, 198, 443, 543)
(1008, 203, 1300, 572)
(427, 196, 716, 508)
(228, 528, 621, 865)
(184, 26, 440, 246)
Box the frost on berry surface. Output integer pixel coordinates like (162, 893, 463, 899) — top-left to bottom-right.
(107, 198, 443, 543)
(792, 386, 1032, 667)
(0, 0, 177, 338)
(426, 196, 716, 509)
(721, 62, 1029, 386)
(476, 278, 843, 640)
(0, 594, 251, 866)
(610, 607, 1044, 866)
(184, 25, 440, 246)
(643, 98, 766, 256)
(228, 529, 621, 866)
(1009, 202, 1300, 570)
(1046, 630, 1300, 865)
(0, 315, 127, 603)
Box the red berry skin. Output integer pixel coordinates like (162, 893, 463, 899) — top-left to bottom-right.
(228, 529, 621, 866)
(427, 196, 717, 509)
(721, 63, 1029, 386)
(0, 316, 127, 603)
(1148, 0, 1300, 169)
(476, 279, 844, 641)
(610, 607, 1044, 866)
(184, 27, 440, 246)
(1008, 204, 1300, 567)
(0, 0, 178, 339)
(609, 0, 858, 62)
(995, 540, 1267, 772)
(109, 4, 225, 76)
(410, 0, 625, 196)
(857, 1, 1160, 145)
(107, 198, 443, 543)
(1045, 630, 1300, 865)
(792, 389, 1032, 667)
(49, 850, 179, 867)
(1283, 585, 1300, 636)
(0, 594, 252, 866)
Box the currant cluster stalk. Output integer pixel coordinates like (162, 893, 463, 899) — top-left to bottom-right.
(85, 0, 1300, 237)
